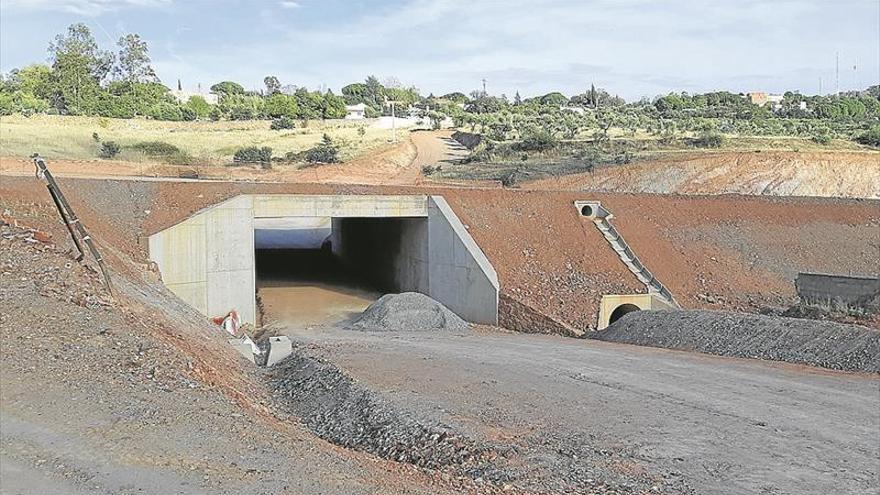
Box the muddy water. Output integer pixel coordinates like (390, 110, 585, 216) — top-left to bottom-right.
(258, 281, 379, 328)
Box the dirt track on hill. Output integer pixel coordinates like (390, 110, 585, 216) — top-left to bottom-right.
(526, 150, 880, 198)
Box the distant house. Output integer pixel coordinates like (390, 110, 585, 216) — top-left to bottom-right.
(171, 89, 219, 105)
(345, 103, 367, 120)
(746, 92, 784, 109)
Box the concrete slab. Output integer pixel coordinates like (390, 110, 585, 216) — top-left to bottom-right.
(227, 338, 256, 364)
(597, 293, 677, 330)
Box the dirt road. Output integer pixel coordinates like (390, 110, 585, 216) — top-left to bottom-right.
(284, 325, 880, 494)
(525, 150, 880, 198)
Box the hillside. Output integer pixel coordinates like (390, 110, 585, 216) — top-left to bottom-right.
(525, 150, 880, 198)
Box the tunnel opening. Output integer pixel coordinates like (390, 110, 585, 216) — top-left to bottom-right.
(254, 215, 428, 329)
(608, 303, 641, 325)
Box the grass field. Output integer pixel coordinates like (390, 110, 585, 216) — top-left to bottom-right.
(0, 114, 401, 164)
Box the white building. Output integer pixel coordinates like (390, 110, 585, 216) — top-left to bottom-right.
(170, 90, 219, 105)
(345, 103, 367, 120)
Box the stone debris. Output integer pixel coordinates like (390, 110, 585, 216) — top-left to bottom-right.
(348, 292, 469, 333)
(595, 309, 880, 373)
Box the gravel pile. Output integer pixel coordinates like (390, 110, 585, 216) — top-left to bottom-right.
(348, 292, 469, 333)
(268, 349, 502, 476)
(595, 310, 880, 373)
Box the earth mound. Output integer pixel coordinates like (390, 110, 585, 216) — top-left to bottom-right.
(594, 309, 880, 373)
(349, 292, 469, 333)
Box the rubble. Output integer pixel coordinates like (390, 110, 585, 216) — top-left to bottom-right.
(348, 292, 469, 333)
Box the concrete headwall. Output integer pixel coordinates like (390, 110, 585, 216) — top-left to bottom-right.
(428, 196, 499, 325)
(149, 194, 499, 326)
(148, 195, 256, 325)
(795, 273, 880, 307)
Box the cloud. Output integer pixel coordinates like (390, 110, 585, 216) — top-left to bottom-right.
(279, 1, 300, 8)
(2, 0, 170, 16)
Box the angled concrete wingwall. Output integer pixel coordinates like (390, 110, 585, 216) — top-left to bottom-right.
(148, 194, 498, 327)
(148, 195, 256, 325)
(428, 196, 499, 325)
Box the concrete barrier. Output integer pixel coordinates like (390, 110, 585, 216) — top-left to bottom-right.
(795, 272, 880, 307)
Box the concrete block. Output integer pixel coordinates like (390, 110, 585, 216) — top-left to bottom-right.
(227, 338, 256, 364)
(266, 336, 293, 366)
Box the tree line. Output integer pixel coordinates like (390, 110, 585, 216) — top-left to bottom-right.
(1, 23, 878, 147)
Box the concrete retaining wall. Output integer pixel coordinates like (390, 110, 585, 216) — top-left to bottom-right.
(149, 194, 498, 326)
(795, 272, 880, 307)
(428, 196, 499, 325)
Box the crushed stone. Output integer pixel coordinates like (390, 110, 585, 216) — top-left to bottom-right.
(348, 292, 469, 333)
(594, 309, 880, 373)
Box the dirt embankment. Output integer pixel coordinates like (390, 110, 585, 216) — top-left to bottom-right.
(595, 310, 880, 373)
(526, 151, 880, 199)
(2, 175, 876, 335)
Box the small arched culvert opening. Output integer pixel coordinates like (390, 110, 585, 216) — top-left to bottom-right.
(608, 303, 641, 325)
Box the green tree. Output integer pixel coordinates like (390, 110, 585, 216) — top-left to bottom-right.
(210, 81, 245, 96)
(321, 90, 347, 119)
(264, 75, 281, 95)
(185, 95, 212, 119)
(114, 34, 157, 83)
(48, 23, 114, 114)
(265, 93, 298, 118)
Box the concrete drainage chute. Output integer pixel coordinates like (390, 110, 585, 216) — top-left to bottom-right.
(575, 201, 681, 329)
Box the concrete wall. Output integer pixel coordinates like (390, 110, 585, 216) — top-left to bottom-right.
(149, 194, 499, 326)
(597, 294, 676, 330)
(148, 195, 256, 324)
(795, 273, 880, 307)
(427, 196, 499, 325)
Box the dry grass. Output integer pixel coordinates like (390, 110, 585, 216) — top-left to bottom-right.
(0, 114, 400, 164)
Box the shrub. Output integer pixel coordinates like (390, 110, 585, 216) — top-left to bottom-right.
(305, 134, 341, 164)
(233, 146, 272, 165)
(130, 141, 194, 165)
(270, 116, 296, 130)
(515, 128, 557, 151)
(149, 102, 183, 121)
(229, 105, 255, 121)
(180, 106, 197, 121)
(421, 164, 442, 175)
(99, 140, 121, 158)
(692, 130, 724, 148)
(856, 125, 880, 147)
(811, 132, 832, 145)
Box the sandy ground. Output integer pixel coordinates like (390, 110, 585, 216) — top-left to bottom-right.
(283, 324, 880, 494)
(525, 150, 880, 198)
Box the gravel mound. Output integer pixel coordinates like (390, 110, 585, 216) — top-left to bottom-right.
(349, 292, 469, 332)
(268, 349, 501, 475)
(594, 310, 880, 373)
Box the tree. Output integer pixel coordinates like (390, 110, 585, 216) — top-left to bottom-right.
(185, 95, 212, 119)
(114, 34, 157, 83)
(48, 23, 114, 114)
(513, 91, 522, 105)
(539, 92, 568, 106)
(321, 90, 347, 119)
(265, 93, 298, 118)
(264, 75, 281, 95)
(210, 81, 245, 96)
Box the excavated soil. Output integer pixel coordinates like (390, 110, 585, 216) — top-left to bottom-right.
(526, 150, 880, 199)
(595, 310, 880, 373)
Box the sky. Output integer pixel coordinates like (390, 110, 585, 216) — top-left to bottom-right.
(1, 0, 877, 100)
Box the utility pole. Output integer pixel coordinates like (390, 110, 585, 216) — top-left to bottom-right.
(835, 51, 840, 96)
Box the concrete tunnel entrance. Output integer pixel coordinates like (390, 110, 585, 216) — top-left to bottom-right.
(148, 194, 500, 328)
(254, 216, 427, 327)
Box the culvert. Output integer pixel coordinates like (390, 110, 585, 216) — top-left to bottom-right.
(147, 194, 499, 327)
(608, 303, 641, 325)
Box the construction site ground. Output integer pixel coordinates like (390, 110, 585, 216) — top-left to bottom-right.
(1, 134, 879, 494)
